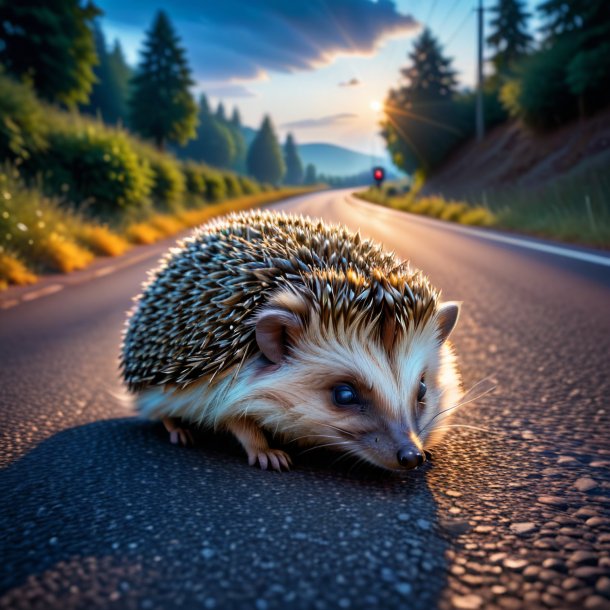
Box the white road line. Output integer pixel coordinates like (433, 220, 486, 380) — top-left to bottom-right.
(0, 299, 19, 309)
(348, 196, 610, 268)
(21, 284, 64, 302)
(94, 265, 117, 277)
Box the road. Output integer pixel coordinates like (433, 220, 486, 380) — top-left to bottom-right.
(1, 188, 609, 610)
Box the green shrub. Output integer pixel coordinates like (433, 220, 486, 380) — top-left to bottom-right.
(238, 176, 260, 195)
(0, 73, 47, 161)
(145, 151, 185, 211)
(204, 172, 227, 202)
(223, 173, 242, 198)
(183, 162, 207, 197)
(26, 115, 152, 213)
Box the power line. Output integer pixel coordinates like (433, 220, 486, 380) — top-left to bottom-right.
(425, 0, 440, 26)
(445, 7, 475, 48)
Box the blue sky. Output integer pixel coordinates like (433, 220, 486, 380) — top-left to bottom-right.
(98, 0, 541, 157)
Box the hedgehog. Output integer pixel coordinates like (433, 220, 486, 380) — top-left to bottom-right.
(121, 210, 462, 472)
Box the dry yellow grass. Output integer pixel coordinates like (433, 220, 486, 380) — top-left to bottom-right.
(125, 223, 164, 245)
(77, 225, 131, 256)
(43, 235, 94, 273)
(0, 252, 37, 286)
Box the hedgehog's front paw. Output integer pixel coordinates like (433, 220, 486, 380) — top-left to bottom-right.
(248, 448, 292, 472)
(162, 417, 194, 446)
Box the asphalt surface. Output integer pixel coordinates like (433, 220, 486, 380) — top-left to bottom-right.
(1, 188, 609, 610)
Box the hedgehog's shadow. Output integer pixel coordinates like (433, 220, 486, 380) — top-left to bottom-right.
(1, 417, 448, 608)
(183, 420, 434, 481)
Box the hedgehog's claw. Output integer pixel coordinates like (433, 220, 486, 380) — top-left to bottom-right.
(248, 449, 291, 472)
(163, 417, 194, 446)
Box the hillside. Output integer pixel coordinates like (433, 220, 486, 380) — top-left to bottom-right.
(241, 127, 388, 178)
(422, 108, 610, 200)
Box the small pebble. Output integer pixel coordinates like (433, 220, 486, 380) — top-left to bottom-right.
(503, 557, 528, 571)
(596, 577, 610, 597)
(575, 477, 599, 492)
(584, 596, 610, 610)
(451, 594, 483, 610)
(570, 551, 599, 566)
(537, 496, 568, 509)
(509, 522, 536, 535)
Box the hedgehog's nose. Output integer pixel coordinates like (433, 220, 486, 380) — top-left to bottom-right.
(397, 447, 425, 470)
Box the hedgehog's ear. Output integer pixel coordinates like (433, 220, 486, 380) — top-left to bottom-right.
(255, 308, 303, 364)
(436, 301, 461, 343)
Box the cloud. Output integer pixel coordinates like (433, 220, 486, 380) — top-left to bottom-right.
(282, 113, 357, 129)
(100, 0, 417, 81)
(202, 84, 256, 98)
(339, 78, 361, 87)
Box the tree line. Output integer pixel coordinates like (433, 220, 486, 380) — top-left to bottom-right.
(382, 0, 610, 174)
(0, 3, 312, 186)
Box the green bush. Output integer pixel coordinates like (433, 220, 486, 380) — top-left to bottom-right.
(143, 150, 185, 211)
(26, 115, 153, 213)
(500, 40, 579, 131)
(238, 176, 260, 195)
(223, 173, 242, 198)
(204, 172, 227, 202)
(183, 162, 207, 197)
(0, 74, 47, 161)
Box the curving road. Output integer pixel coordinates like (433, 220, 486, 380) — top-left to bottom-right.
(1, 189, 609, 610)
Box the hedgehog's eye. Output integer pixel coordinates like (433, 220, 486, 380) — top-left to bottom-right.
(417, 377, 427, 402)
(332, 384, 359, 407)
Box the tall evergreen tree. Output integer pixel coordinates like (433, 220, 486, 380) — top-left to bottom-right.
(399, 28, 457, 105)
(129, 11, 197, 150)
(383, 28, 463, 172)
(216, 102, 226, 122)
(247, 116, 285, 184)
(181, 94, 235, 168)
(283, 133, 304, 185)
(82, 26, 131, 124)
(0, 0, 101, 106)
(230, 108, 242, 129)
(487, 0, 532, 75)
(304, 163, 317, 185)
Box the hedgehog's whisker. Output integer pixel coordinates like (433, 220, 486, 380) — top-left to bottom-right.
(420, 377, 496, 434)
(299, 440, 353, 455)
(432, 424, 500, 435)
(288, 433, 343, 444)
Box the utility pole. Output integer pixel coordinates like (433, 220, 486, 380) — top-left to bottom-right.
(476, 0, 485, 142)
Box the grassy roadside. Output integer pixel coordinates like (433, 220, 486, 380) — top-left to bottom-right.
(356, 166, 610, 249)
(0, 169, 316, 290)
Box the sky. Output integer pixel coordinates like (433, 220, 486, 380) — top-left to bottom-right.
(98, 0, 541, 158)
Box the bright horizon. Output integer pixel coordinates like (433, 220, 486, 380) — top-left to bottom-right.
(99, 0, 541, 158)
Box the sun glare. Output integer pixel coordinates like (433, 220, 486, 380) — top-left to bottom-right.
(370, 100, 382, 113)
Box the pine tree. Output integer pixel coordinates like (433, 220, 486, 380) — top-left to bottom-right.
(0, 0, 101, 106)
(399, 28, 457, 105)
(129, 11, 197, 150)
(216, 103, 226, 122)
(230, 108, 242, 129)
(82, 26, 131, 124)
(487, 0, 532, 75)
(181, 95, 235, 168)
(283, 133, 304, 185)
(383, 28, 462, 172)
(538, 0, 610, 116)
(247, 116, 285, 184)
(304, 163, 317, 185)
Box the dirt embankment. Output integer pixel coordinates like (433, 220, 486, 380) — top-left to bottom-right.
(422, 108, 610, 199)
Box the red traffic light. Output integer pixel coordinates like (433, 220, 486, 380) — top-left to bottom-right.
(373, 167, 385, 183)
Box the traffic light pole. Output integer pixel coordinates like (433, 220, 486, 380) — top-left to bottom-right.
(476, 0, 485, 142)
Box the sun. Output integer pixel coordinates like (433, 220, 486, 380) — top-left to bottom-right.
(370, 100, 382, 113)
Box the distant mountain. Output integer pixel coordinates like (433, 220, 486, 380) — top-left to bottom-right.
(241, 127, 392, 178)
(298, 143, 389, 178)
